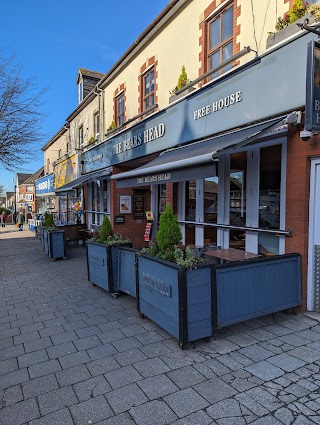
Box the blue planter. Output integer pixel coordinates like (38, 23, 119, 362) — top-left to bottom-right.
(39, 227, 44, 247)
(48, 231, 66, 260)
(214, 253, 302, 328)
(42, 229, 65, 260)
(111, 247, 137, 297)
(137, 255, 214, 348)
(86, 241, 112, 292)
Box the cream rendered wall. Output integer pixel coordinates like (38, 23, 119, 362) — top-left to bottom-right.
(238, 0, 289, 58)
(69, 96, 100, 149)
(44, 133, 68, 175)
(102, 0, 215, 130)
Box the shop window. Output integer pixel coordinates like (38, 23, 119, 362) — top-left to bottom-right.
(204, 176, 219, 245)
(258, 145, 281, 254)
(143, 68, 155, 112)
(116, 93, 125, 127)
(159, 184, 166, 215)
(185, 180, 196, 245)
(103, 179, 109, 212)
(207, 3, 234, 79)
(229, 152, 247, 248)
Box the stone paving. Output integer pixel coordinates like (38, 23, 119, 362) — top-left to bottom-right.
(1, 225, 320, 424)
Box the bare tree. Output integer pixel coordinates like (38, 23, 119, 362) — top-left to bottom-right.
(0, 184, 4, 196)
(0, 54, 46, 170)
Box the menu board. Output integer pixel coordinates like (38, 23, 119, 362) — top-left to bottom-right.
(133, 192, 145, 219)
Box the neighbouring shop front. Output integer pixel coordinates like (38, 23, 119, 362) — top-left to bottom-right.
(35, 174, 55, 216)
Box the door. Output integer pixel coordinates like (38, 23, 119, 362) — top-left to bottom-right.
(308, 158, 320, 311)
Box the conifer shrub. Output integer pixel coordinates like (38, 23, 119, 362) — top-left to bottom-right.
(156, 204, 182, 254)
(99, 215, 113, 242)
(43, 212, 55, 229)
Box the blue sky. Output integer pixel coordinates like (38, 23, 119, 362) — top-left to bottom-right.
(0, 0, 169, 192)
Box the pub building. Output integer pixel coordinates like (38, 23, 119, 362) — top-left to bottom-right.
(77, 25, 320, 312)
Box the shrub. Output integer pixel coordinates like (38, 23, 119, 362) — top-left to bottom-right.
(107, 121, 117, 131)
(156, 204, 182, 254)
(99, 215, 113, 242)
(43, 212, 55, 229)
(170, 66, 190, 94)
(288, 0, 307, 23)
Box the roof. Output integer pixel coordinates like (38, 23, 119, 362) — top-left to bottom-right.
(77, 68, 104, 84)
(17, 173, 32, 185)
(21, 167, 44, 185)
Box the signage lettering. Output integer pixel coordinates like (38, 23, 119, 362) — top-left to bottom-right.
(194, 91, 242, 120)
(142, 272, 171, 297)
(113, 124, 165, 155)
(90, 154, 103, 162)
(137, 173, 171, 184)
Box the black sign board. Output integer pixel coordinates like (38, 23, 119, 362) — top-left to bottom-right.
(133, 192, 146, 219)
(115, 215, 125, 224)
(305, 40, 320, 131)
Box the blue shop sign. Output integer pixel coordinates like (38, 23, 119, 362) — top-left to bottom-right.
(35, 174, 54, 195)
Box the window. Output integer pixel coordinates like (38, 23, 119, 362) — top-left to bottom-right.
(78, 80, 83, 104)
(116, 93, 125, 127)
(143, 68, 155, 111)
(79, 126, 83, 148)
(58, 149, 62, 158)
(207, 4, 234, 79)
(94, 112, 100, 139)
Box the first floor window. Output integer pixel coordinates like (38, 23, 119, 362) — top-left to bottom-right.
(94, 112, 100, 139)
(207, 3, 234, 79)
(116, 93, 125, 127)
(143, 68, 155, 111)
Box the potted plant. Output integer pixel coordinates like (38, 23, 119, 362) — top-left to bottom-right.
(86, 215, 132, 296)
(137, 204, 214, 348)
(169, 66, 195, 103)
(41, 212, 66, 260)
(267, 1, 320, 48)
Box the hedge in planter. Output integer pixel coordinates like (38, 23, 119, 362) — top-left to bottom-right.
(86, 215, 131, 295)
(137, 204, 215, 348)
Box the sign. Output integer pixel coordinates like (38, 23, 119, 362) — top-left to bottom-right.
(133, 192, 145, 219)
(25, 194, 34, 202)
(144, 222, 152, 242)
(145, 211, 154, 221)
(305, 40, 320, 131)
(115, 216, 125, 224)
(36, 174, 54, 195)
(119, 195, 132, 214)
(24, 202, 28, 206)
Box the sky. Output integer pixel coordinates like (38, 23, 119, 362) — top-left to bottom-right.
(0, 0, 169, 192)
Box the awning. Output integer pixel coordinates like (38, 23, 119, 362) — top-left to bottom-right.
(55, 168, 112, 196)
(112, 117, 285, 188)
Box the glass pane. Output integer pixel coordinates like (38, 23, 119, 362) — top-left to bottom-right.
(204, 176, 218, 245)
(150, 70, 154, 92)
(210, 51, 220, 79)
(185, 180, 196, 245)
(259, 145, 281, 255)
(222, 6, 233, 41)
(229, 152, 247, 249)
(209, 17, 220, 50)
(145, 74, 150, 95)
(103, 180, 109, 212)
(222, 42, 233, 73)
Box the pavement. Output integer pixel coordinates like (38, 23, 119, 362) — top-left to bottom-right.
(1, 224, 320, 425)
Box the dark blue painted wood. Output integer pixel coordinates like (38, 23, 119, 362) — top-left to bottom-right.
(215, 254, 302, 327)
(87, 242, 111, 292)
(48, 231, 65, 260)
(137, 255, 214, 345)
(114, 247, 137, 297)
(43, 229, 49, 254)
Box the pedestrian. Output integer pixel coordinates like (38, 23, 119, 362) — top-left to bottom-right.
(16, 211, 25, 231)
(0, 211, 6, 228)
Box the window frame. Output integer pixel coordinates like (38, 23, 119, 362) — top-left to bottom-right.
(207, 2, 234, 76)
(94, 112, 100, 139)
(79, 125, 84, 148)
(143, 67, 155, 112)
(116, 92, 125, 127)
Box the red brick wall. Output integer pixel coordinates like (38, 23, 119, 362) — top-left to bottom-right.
(111, 166, 151, 248)
(286, 126, 320, 310)
(199, 0, 241, 83)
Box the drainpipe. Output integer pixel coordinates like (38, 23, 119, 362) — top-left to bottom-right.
(94, 85, 104, 142)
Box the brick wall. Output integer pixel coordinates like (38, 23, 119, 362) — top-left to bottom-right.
(286, 126, 320, 310)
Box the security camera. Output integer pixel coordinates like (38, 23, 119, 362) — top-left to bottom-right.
(300, 130, 313, 141)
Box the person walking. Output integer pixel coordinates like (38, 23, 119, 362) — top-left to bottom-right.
(16, 211, 25, 231)
(0, 211, 6, 227)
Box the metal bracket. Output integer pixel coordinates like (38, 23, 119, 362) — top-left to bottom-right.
(297, 19, 320, 41)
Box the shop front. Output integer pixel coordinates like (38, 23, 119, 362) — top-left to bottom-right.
(35, 174, 55, 216)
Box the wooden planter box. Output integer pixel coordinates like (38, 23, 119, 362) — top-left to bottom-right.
(137, 254, 215, 348)
(266, 14, 314, 49)
(43, 229, 66, 260)
(214, 253, 302, 328)
(111, 247, 137, 297)
(86, 241, 132, 296)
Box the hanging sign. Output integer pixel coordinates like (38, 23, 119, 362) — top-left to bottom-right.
(305, 40, 320, 131)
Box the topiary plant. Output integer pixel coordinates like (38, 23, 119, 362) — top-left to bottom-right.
(43, 212, 55, 229)
(156, 204, 182, 254)
(170, 66, 190, 94)
(99, 215, 113, 242)
(288, 0, 307, 23)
